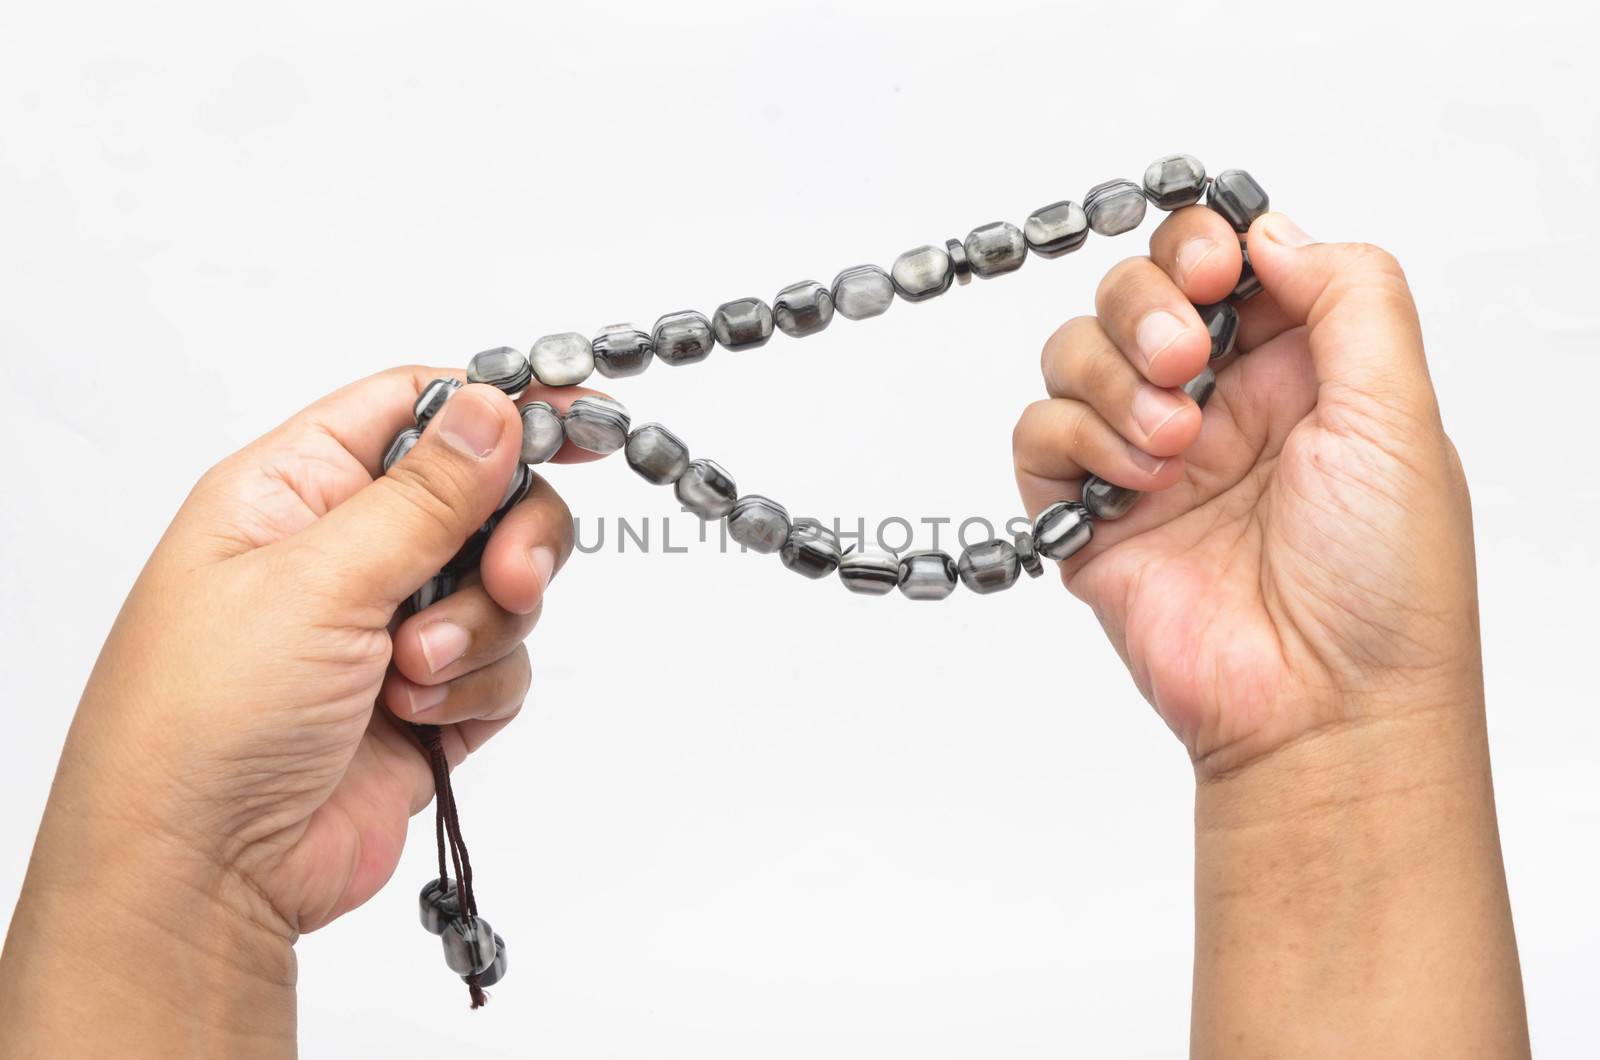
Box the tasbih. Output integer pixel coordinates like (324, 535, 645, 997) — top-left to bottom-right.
(393, 154, 1268, 1005)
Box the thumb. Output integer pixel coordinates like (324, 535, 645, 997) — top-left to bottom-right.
(1246, 212, 1438, 420)
(296, 383, 523, 609)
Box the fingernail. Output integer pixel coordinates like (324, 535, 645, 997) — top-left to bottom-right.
(1135, 310, 1191, 373)
(418, 621, 469, 675)
(1261, 212, 1313, 248)
(437, 389, 505, 458)
(1131, 385, 1185, 440)
(1127, 445, 1168, 476)
(1175, 237, 1218, 284)
(527, 545, 555, 593)
(406, 681, 449, 717)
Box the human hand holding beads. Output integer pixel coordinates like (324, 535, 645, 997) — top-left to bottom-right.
(1, 369, 603, 1014)
(1013, 209, 1477, 777)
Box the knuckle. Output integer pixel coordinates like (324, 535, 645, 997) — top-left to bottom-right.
(1344, 242, 1407, 284)
(382, 457, 477, 538)
(1012, 400, 1050, 458)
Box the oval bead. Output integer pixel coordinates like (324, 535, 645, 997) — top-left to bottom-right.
(519, 401, 565, 464)
(957, 540, 1021, 594)
(897, 550, 958, 600)
(625, 423, 691, 485)
(1207, 170, 1269, 232)
(963, 221, 1027, 278)
(1083, 179, 1147, 236)
(528, 332, 595, 387)
(838, 550, 900, 595)
(1024, 200, 1089, 258)
(675, 459, 737, 519)
(1082, 476, 1141, 520)
(442, 916, 498, 976)
(890, 244, 953, 302)
(591, 324, 654, 379)
(414, 377, 462, 427)
(1033, 501, 1093, 561)
(466, 346, 532, 394)
(726, 495, 791, 554)
(773, 281, 835, 337)
(1197, 301, 1240, 362)
(1142, 153, 1207, 210)
(712, 298, 775, 350)
(651, 311, 715, 366)
(780, 519, 841, 579)
(418, 878, 461, 935)
(831, 265, 895, 320)
(562, 395, 631, 455)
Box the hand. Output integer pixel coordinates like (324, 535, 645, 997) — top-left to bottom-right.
(1014, 209, 1477, 775)
(1, 368, 599, 1052)
(1014, 211, 1528, 1056)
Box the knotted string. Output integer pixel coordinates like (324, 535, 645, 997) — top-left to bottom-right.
(415, 722, 488, 1008)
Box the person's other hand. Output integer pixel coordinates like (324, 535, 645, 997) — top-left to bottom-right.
(1013, 211, 1476, 777)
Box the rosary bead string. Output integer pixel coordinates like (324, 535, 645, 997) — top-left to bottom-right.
(397, 153, 1271, 1004)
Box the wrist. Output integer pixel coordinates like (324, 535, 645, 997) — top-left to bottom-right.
(1190, 687, 1528, 1058)
(1, 770, 297, 1056)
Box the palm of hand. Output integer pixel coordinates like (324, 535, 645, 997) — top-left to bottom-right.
(176, 423, 433, 933)
(1067, 329, 1470, 773)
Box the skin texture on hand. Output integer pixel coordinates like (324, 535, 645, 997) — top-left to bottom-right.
(1013, 209, 1529, 1056)
(0, 368, 598, 1056)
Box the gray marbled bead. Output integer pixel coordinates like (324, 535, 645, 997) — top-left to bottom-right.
(1083, 179, 1147, 236)
(625, 423, 690, 485)
(446, 521, 494, 573)
(410, 571, 457, 611)
(712, 298, 775, 350)
(471, 934, 508, 988)
(1182, 365, 1217, 408)
(562, 395, 630, 454)
(467, 346, 532, 395)
(964, 221, 1027, 278)
(442, 916, 498, 976)
(652, 311, 715, 366)
(1198, 302, 1240, 362)
(519, 401, 565, 464)
(675, 459, 737, 519)
(890, 244, 953, 302)
(410, 570, 459, 614)
(1024, 200, 1089, 258)
(838, 550, 900, 595)
(495, 462, 533, 517)
(1207, 170, 1269, 232)
(773, 281, 835, 337)
(957, 540, 1021, 594)
(592, 324, 654, 379)
(1033, 501, 1093, 561)
(529, 332, 595, 387)
(414, 377, 462, 427)
(945, 238, 972, 285)
(831, 265, 895, 320)
(383, 427, 421, 472)
(1143, 153, 1207, 210)
(897, 550, 958, 600)
(1014, 531, 1044, 577)
(1082, 476, 1141, 520)
(780, 519, 841, 579)
(726, 494, 791, 554)
(1231, 246, 1262, 301)
(418, 878, 461, 935)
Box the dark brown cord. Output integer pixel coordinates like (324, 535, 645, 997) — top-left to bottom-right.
(415, 722, 488, 1008)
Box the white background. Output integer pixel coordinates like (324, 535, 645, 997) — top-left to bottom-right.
(3, 1, 1598, 1055)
